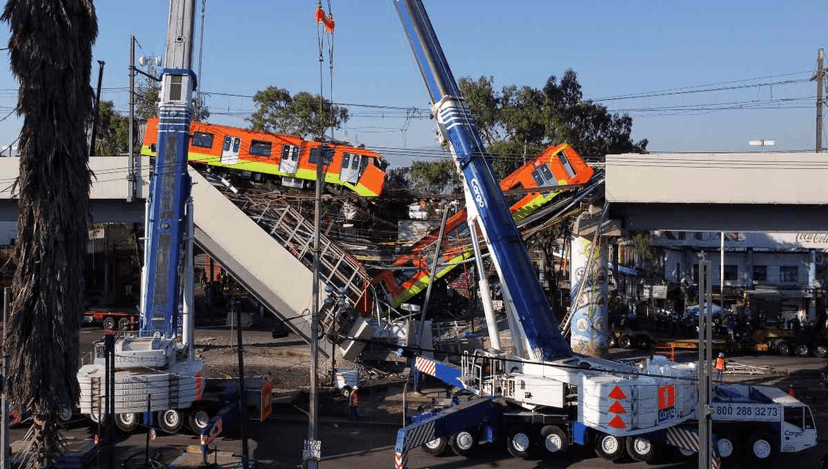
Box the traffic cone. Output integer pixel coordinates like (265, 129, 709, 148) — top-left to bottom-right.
(788, 384, 795, 397)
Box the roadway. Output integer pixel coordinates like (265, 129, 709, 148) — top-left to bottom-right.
(6, 328, 826, 468)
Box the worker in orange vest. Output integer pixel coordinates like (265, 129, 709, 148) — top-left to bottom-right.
(348, 386, 360, 421)
(715, 353, 726, 381)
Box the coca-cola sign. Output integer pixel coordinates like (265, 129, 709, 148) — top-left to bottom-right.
(795, 233, 828, 245)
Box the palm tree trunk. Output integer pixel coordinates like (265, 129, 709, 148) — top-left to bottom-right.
(1, 1, 97, 467)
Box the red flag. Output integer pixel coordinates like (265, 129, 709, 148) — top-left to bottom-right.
(315, 5, 335, 33)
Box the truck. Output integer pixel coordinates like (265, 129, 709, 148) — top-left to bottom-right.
(388, 2, 821, 467)
(389, 1, 702, 467)
(76, 0, 271, 441)
(701, 384, 818, 461)
(83, 306, 139, 331)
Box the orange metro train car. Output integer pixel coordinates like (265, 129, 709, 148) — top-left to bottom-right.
(142, 118, 388, 196)
(368, 143, 594, 310)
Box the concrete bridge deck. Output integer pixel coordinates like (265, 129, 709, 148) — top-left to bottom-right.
(0, 155, 148, 223)
(606, 152, 828, 232)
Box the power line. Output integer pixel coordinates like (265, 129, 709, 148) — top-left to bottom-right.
(593, 71, 813, 102)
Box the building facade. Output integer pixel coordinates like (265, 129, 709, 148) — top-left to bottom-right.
(651, 231, 826, 324)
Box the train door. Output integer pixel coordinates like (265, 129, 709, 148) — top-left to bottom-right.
(340, 152, 360, 184)
(221, 136, 241, 165)
(280, 144, 299, 174)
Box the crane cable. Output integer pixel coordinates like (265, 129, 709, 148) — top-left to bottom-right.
(327, 0, 335, 140)
(315, 1, 335, 140)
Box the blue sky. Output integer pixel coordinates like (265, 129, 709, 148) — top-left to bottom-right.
(0, 0, 825, 165)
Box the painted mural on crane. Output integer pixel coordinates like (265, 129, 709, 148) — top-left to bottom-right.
(569, 235, 609, 356)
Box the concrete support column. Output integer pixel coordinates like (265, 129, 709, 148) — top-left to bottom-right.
(809, 249, 817, 322)
(569, 234, 609, 356)
(746, 248, 754, 290)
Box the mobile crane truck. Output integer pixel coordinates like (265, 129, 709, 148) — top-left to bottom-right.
(77, 0, 272, 439)
(389, 1, 701, 467)
(390, 3, 819, 468)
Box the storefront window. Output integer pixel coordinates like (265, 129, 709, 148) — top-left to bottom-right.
(753, 265, 767, 282)
(724, 265, 738, 281)
(779, 266, 798, 283)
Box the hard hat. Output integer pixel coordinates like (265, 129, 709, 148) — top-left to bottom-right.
(353, 385, 358, 391)
(718, 352, 724, 357)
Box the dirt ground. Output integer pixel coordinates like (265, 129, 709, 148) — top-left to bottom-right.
(191, 327, 404, 390)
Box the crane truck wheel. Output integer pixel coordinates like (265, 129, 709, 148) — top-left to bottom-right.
(157, 409, 184, 434)
(448, 430, 478, 457)
(118, 317, 130, 330)
(795, 343, 811, 357)
(776, 341, 792, 356)
(103, 317, 116, 331)
(677, 446, 696, 458)
(423, 435, 450, 456)
(748, 432, 774, 461)
(594, 433, 625, 461)
(58, 406, 73, 422)
(619, 335, 634, 349)
(815, 343, 828, 358)
(506, 426, 533, 459)
(714, 432, 738, 460)
(626, 436, 657, 462)
(540, 425, 568, 456)
(115, 413, 139, 433)
(188, 410, 211, 433)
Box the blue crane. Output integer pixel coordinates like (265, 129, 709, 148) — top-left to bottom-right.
(395, 0, 570, 361)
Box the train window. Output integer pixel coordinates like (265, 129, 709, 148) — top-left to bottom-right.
(539, 164, 558, 185)
(310, 146, 332, 165)
(222, 136, 232, 152)
(352, 155, 360, 169)
(281, 144, 299, 161)
(249, 140, 272, 157)
(372, 158, 387, 170)
(531, 169, 544, 186)
(232, 138, 241, 153)
(558, 151, 576, 178)
(192, 132, 214, 148)
(342, 153, 350, 167)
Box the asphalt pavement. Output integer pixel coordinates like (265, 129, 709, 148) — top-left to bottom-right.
(8, 329, 824, 468)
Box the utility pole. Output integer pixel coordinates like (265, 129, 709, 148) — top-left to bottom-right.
(720, 232, 725, 315)
(235, 301, 249, 467)
(128, 37, 135, 202)
(89, 60, 105, 157)
(305, 145, 324, 469)
(697, 255, 713, 469)
(522, 138, 527, 164)
(196, 0, 207, 119)
(817, 48, 824, 153)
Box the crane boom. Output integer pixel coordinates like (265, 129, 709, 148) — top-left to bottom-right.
(141, 0, 198, 338)
(394, 0, 570, 360)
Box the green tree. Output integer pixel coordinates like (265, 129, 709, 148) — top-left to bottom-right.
(135, 62, 160, 120)
(93, 100, 129, 155)
(2, 0, 97, 466)
(409, 159, 460, 193)
(248, 86, 348, 138)
(458, 70, 648, 179)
